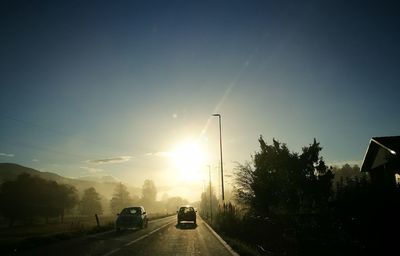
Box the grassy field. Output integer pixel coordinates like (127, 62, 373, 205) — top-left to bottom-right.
(0, 213, 173, 252)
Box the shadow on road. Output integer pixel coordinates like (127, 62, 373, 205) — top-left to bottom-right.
(175, 222, 197, 230)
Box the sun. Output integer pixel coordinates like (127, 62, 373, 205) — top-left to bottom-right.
(171, 141, 207, 182)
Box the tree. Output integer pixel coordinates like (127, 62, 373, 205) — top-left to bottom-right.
(234, 136, 333, 215)
(54, 183, 78, 222)
(0, 173, 38, 225)
(0, 173, 78, 226)
(110, 183, 132, 215)
(234, 162, 255, 209)
(80, 187, 103, 216)
(199, 184, 218, 219)
(141, 179, 157, 210)
(298, 139, 333, 211)
(164, 196, 189, 214)
(332, 164, 366, 187)
(39, 180, 78, 223)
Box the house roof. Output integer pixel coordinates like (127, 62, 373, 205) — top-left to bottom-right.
(360, 136, 400, 172)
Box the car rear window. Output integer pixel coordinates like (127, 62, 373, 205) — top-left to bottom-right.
(179, 207, 194, 213)
(121, 207, 141, 214)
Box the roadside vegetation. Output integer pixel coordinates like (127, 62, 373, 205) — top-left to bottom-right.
(0, 174, 185, 252)
(200, 136, 400, 256)
(0, 212, 174, 253)
(0, 215, 114, 252)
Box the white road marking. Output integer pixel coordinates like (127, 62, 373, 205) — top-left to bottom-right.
(88, 215, 175, 238)
(102, 248, 121, 256)
(124, 221, 174, 246)
(101, 220, 175, 256)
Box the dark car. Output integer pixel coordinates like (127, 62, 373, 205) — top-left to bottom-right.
(177, 206, 196, 225)
(115, 206, 148, 231)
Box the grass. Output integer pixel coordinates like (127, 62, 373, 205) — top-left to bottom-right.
(0, 213, 174, 253)
(202, 216, 264, 256)
(222, 237, 265, 256)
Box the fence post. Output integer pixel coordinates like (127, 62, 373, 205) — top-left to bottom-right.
(95, 214, 100, 227)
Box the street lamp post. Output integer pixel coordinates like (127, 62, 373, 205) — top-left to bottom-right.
(207, 165, 213, 223)
(212, 113, 225, 201)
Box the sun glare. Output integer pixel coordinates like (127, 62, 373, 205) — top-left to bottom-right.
(171, 141, 207, 182)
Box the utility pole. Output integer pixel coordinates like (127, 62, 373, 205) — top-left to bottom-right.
(208, 165, 213, 223)
(212, 113, 225, 201)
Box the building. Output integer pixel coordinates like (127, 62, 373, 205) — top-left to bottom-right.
(361, 136, 400, 187)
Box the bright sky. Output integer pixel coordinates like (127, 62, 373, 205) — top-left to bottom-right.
(1, 1, 399, 202)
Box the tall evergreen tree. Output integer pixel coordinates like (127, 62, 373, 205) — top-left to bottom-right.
(234, 136, 333, 215)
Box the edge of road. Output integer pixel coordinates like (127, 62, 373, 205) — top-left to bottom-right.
(202, 218, 240, 256)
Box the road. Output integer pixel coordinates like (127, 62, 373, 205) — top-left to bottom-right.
(11, 216, 237, 256)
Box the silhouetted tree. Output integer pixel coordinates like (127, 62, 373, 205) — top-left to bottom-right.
(141, 179, 157, 210)
(55, 183, 78, 222)
(0, 173, 78, 226)
(38, 180, 78, 223)
(332, 164, 366, 187)
(80, 187, 103, 216)
(0, 173, 37, 225)
(234, 137, 334, 215)
(234, 162, 255, 209)
(110, 183, 132, 215)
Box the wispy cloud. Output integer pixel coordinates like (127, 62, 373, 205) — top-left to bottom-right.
(32, 158, 39, 162)
(0, 152, 14, 157)
(87, 156, 132, 164)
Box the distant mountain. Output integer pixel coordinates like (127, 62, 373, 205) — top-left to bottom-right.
(0, 163, 141, 200)
(78, 175, 120, 183)
(0, 163, 65, 183)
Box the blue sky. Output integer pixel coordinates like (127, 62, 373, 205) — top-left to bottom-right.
(1, 1, 399, 201)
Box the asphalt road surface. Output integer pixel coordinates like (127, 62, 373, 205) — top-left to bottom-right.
(11, 216, 237, 256)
